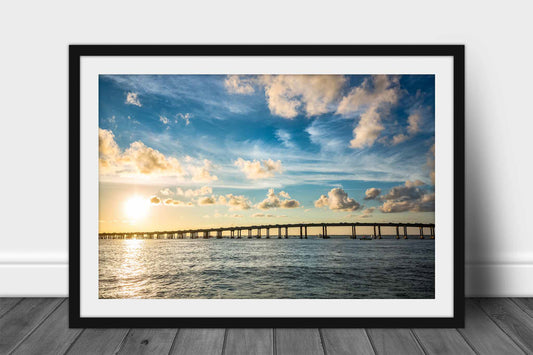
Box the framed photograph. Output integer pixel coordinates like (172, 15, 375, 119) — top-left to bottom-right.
(70, 45, 464, 327)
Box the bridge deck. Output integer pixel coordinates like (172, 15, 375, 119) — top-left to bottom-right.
(99, 222, 435, 239)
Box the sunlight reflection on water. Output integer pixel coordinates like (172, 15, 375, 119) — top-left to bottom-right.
(117, 239, 145, 298)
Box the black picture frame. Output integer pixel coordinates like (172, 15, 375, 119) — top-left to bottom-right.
(69, 45, 465, 328)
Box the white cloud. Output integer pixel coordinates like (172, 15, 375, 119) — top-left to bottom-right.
(224, 75, 256, 94)
(405, 179, 425, 188)
(379, 181, 434, 213)
(163, 198, 187, 206)
(380, 193, 435, 213)
(256, 188, 300, 210)
(257, 189, 280, 209)
(427, 144, 435, 185)
(260, 75, 347, 118)
(407, 112, 423, 135)
(226, 75, 346, 118)
(99, 128, 184, 177)
(99, 128, 120, 169)
(176, 113, 192, 125)
(196, 193, 252, 210)
(176, 186, 212, 198)
(124, 141, 183, 175)
(150, 196, 161, 205)
(364, 187, 381, 200)
(234, 158, 283, 179)
(349, 106, 385, 148)
(279, 191, 291, 199)
(280, 199, 300, 208)
(380, 181, 424, 201)
(337, 75, 400, 116)
(189, 159, 218, 182)
(125, 92, 142, 107)
(314, 188, 361, 211)
(159, 188, 174, 196)
(392, 133, 409, 145)
(337, 75, 401, 149)
(252, 213, 277, 218)
(358, 207, 375, 218)
(159, 115, 170, 125)
(218, 194, 252, 210)
(198, 196, 217, 205)
(392, 111, 424, 145)
(159, 113, 192, 126)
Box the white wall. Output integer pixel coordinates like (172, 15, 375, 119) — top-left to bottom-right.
(1, 0, 531, 297)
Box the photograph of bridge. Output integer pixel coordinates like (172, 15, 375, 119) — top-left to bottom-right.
(98, 73, 436, 299)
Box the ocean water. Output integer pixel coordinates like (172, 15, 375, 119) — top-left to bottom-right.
(99, 237, 434, 299)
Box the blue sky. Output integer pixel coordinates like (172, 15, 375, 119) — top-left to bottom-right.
(98, 74, 435, 232)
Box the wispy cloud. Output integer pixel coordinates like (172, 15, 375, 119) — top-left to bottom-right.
(275, 129, 295, 148)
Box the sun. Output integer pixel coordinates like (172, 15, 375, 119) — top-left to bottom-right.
(124, 196, 149, 221)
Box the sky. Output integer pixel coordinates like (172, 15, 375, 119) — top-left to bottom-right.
(98, 74, 435, 233)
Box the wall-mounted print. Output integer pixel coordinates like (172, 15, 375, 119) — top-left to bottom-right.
(70, 45, 464, 328)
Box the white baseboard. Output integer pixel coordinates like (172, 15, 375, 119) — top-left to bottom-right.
(1, 262, 532, 297)
(465, 263, 533, 297)
(0, 264, 68, 297)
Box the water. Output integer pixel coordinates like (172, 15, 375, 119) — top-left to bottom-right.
(99, 237, 434, 299)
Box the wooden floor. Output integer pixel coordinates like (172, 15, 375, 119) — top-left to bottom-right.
(1, 299, 532, 354)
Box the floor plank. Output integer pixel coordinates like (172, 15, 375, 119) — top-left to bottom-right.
(11, 300, 83, 355)
(224, 328, 273, 355)
(66, 328, 129, 355)
(413, 328, 475, 355)
(117, 328, 178, 355)
(170, 328, 225, 355)
(366, 329, 423, 355)
(477, 298, 533, 354)
(512, 298, 533, 318)
(1, 298, 533, 355)
(0, 297, 21, 318)
(458, 299, 525, 355)
(276, 329, 324, 355)
(320, 329, 375, 355)
(0, 298, 63, 354)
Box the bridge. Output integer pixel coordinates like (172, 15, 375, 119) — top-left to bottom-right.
(99, 222, 435, 240)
